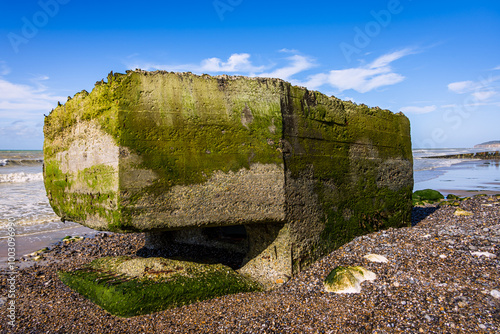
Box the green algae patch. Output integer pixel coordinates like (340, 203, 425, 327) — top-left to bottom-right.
(412, 189, 444, 206)
(58, 256, 262, 317)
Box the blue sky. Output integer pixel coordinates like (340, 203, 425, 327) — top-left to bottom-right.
(1, 0, 499, 149)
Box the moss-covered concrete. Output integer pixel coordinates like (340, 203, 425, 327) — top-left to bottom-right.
(280, 85, 413, 271)
(44, 70, 413, 284)
(58, 256, 262, 317)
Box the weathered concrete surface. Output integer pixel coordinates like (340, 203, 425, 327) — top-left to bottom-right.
(44, 70, 413, 285)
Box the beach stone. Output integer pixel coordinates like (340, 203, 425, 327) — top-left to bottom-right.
(471, 251, 497, 258)
(44, 70, 412, 285)
(454, 208, 473, 216)
(490, 290, 500, 299)
(323, 266, 377, 293)
(363, 253, 388, 263)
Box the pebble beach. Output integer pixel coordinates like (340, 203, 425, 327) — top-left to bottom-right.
(1, 195, 499, 333)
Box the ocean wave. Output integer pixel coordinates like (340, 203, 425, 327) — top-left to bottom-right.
(413, 158, 465, 172)
(0, 172, 44, 183)
(0, 215, 61, 228)
(0, 158, 43, 167)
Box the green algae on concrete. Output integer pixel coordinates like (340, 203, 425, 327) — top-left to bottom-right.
(44, 72, 286, 232)
(44, 70, 413, 286)
(58, 256, 262, 317)
(281, 85, 413, 271)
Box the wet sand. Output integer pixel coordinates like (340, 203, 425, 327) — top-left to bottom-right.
(439, 189, 500, 197)
(415, 160, 500, 196)
(0, 223, 99, 269)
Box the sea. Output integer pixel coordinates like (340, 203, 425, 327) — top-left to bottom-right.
(1, 148, 499, 264)
(0, 151, 97, 265)
(413, 148, 500, 195)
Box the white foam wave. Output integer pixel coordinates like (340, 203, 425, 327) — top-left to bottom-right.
(0, 172, 43, 183)
(0, 158, 43, 167)
(413, 158, 465, 172)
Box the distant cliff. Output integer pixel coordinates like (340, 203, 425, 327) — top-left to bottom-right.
(474, 140, 500, 149)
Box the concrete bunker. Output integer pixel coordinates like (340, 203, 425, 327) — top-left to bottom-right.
(44, 70, 413, 288)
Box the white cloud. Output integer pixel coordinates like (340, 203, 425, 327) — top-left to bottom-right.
(369, 49, 412, 69)
(448, 80, 475, 94)
(472, 91, 496, 101)
(400, 105, 437, 114)
(127, 48, 413, 94)
(448, 76, 500, 104)
(258, 55, 316, 81)
(127, 52, 317, 83)
(493, 65, 500, 70)
(279, 48, 299, 54)
(200, 53, 265, 73)
(0, 120, 43, 137)
(0, 76, 64, 121)
(441, 104, 458, 108)
(303, 48, 413, 93)
(0, 62, 64, 148)
(127, 53, 266, 74)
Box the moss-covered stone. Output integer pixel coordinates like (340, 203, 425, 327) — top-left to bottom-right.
(446, 194, 461, 200)
(58, 256, 262, 317)
(412, 189, 444, 205)
(44, 70, 413, 284)
(323, 266, 377, 293)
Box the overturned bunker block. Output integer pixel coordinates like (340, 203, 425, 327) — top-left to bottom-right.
(44, 71, 413, 286)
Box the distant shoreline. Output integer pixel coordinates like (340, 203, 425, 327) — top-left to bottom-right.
(426, 151, 500, 160)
